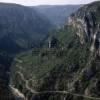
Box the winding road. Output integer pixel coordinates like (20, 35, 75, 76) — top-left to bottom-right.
(13, 71, 100, 100)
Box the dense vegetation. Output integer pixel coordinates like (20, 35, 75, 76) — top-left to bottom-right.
(11, 25, 95, 100)
(0, 1, 100, 100)
(11, 1, 100, 100)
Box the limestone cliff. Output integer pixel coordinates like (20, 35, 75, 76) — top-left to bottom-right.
(68, 1, 100, 56)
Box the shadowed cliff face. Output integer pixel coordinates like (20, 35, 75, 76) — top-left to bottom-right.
(0, 54, 13, 99)
(0, 54, 26, 99)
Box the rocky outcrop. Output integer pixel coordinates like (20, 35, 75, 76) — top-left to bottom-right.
(68, 3, 100, 56)
(48, 36, 58, 48)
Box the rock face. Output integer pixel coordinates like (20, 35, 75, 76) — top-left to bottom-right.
(48, 36, 58, 48)
(68, 1, 100, 56)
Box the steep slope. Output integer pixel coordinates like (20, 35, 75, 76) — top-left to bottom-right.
(0, 53, 25, 99)
(11, 1, 100, 100)
(68, 1, 100, 55)
(0, 3, 52, 54)
(34, 5, 81, 28)
(0, 3, 53, 99)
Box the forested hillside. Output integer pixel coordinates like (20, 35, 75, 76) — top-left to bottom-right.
(0, 3, 52, 54)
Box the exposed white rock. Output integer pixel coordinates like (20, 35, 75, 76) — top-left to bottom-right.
(68, 12, 100, 56)
(9, 85, 26, 100)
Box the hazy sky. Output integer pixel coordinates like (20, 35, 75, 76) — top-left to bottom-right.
(0, 0, 99, 6)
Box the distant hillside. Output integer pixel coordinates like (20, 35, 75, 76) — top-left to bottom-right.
(0, 3, 52, 54)
(33, 5, 82, 27)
